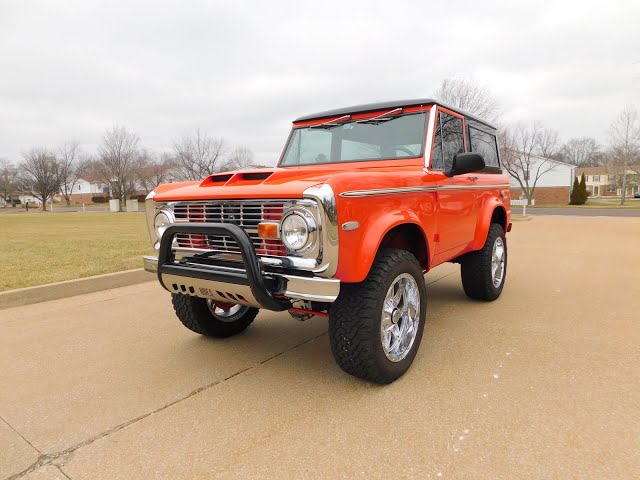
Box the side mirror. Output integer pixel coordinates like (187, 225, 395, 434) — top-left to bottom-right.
(445, 152, 485, 177)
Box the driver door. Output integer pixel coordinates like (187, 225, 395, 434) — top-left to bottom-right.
(430, 108, 478, 258)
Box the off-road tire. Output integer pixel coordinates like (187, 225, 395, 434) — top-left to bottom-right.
(328, 248, 427, 384)
(460, 223, 507, 301)
(171, 295, 259, 338)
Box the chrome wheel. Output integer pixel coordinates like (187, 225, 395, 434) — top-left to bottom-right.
(381, 273, 421, 362)
(206, 300, 250, 322)
(491, 237, 505, 288)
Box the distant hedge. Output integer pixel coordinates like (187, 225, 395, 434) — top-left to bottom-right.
(91, 196, 111, 203)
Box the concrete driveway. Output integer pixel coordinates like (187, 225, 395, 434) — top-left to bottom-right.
(1, 216, 639, 479)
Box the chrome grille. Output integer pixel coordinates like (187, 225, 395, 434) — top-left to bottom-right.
(172, 200, 289, 257)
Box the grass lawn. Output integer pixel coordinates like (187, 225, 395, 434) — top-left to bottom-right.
(530, 199, 640, 209)
(0, 212, 155, 292)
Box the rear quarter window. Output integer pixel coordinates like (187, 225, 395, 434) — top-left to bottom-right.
(468, 127, 499, 167)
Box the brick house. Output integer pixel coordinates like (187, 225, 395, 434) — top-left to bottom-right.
(576, 166, 640, 197)
(63, 174, 111, 204)
(507, 156, 576, 205)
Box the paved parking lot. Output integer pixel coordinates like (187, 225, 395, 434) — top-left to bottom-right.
(1, 216, 639, 479)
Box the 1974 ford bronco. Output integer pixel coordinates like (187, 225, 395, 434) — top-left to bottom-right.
(143, 99, 511, 384)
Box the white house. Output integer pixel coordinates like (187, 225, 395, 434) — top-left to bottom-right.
(66, 175, 110, 196)
(507, 155, 576, 205)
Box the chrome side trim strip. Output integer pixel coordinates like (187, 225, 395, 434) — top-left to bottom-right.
(339, 184, 510, 198)
(437, 184, 511, 191)
(340, 186, 438, 197)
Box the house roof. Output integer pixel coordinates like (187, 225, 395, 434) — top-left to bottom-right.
(576, 164, 640, 175)
(576, 166, 610, 175)
(529, 155, 576, 168)
(78, 173, 103, 183)
(293, 98, 497, 130)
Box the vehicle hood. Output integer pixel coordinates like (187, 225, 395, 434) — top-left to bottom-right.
(152, 168, 337, 201)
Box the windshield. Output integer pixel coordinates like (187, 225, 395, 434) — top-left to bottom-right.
(280, 112, 428, 166)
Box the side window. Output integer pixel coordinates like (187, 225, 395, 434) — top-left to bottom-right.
(469, 127, 499, 167)
(441, 113, 464, 172)
(431, 114, 443, 170)
(431, 111, 463, 171)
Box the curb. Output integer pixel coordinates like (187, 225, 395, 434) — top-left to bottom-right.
(0, 269, 155, 310)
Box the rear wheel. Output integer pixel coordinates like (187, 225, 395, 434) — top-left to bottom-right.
(328, 249, 427, 384)
(172, 295, 259, 338)
(460, 223, 507, 301)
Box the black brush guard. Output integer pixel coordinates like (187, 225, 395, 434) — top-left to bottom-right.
(157, 223, 289, 311)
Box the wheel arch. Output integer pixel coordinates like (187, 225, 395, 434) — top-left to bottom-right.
(379, 223, 430, 270)
(471, 202, 508, 250)
(337, 217, 431, 283)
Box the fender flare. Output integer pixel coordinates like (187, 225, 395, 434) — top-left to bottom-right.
(471, 200, 507, 250)
(344, 212, 431, 283)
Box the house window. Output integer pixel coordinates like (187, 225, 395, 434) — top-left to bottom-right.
(608, 175, 616, 181)
(606, 185, 616, 193)
(593, 175, 600, 181)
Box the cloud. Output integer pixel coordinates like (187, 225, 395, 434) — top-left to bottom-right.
(1, 0, 639, 163)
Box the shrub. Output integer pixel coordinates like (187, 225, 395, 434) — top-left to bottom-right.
(569, 176, 580, 205)
(130, 194, 147, 202)
(91, 195, 111, 203)
(578, 173, 588, 204)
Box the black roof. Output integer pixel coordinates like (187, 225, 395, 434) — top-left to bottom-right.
(294, 98, 496, 130)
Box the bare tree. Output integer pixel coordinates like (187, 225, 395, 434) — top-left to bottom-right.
(606, 106, 640, 205)
(171, 130, 226, 181)
(499, 122, 560, 205)
(433, 77, 501, 122)
(0, 158, 19, 206)
(58, 141, 90, 206)
(222, 147, 256, 171)
(94, 126, 140, 209)
(536, 127, 562, 159)
(561, 137, 602, 166)
(20, 148, 62, 211)
(135, 150, 175, 193)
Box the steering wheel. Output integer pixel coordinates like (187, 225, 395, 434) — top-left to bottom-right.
(394, 146, 415, 157)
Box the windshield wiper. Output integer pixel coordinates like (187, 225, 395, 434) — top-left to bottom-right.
(356, 108, 404, 125)
(309, 114, 352, 129)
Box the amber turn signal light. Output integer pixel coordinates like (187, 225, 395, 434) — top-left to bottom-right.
(258, 222, 279, 239)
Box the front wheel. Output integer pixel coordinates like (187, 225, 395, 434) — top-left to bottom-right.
(460, 223, 507, 301)
(172, 295, 259, 338)
(328, 249, 427, 384)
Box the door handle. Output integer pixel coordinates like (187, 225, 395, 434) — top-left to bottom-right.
(467, 176, 478, 182)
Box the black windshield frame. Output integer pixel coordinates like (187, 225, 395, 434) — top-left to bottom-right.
(278, 112, 429, 167)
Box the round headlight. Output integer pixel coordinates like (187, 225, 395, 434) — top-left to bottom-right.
(281, 213, 311, 251)
(154, 210, 173, 239)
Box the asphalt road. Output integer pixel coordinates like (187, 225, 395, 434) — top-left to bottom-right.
(1, 216, 639, 479)
(512, 207, 640, 217)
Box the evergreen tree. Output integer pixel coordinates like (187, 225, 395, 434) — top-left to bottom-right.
(579, 173, 588, 204)
(569, 176, 580, 204)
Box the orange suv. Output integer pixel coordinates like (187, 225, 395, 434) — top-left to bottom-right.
(144, 99, 511, 383)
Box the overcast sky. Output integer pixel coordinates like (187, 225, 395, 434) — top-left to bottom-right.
(1, 0, 639, 165)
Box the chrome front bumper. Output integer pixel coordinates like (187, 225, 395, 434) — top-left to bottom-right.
(144, 255, 340, 306)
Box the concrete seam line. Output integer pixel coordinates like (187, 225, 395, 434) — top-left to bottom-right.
(0, 269, 155, 310)
(0, 415, 42, 456)
(5, 330, 328, 480)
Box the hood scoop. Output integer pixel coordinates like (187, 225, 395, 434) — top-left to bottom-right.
(201, 170, 275, 187)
